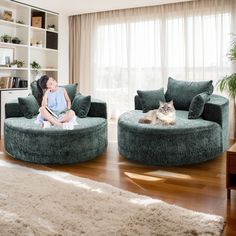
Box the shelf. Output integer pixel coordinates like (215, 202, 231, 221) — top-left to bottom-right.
(46, 29, 58, 34)
(30, 26, 58, 34)
(0, 19, 28, 28)
(30, 26, 45, 31)
(31, 68, 58, 71)
(0, 88, 28, 91)
(0, 67, 28, 70)
(0, 42, 28, 48)
(30, 46, 58, 52)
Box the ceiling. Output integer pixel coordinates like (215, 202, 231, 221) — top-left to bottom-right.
(17, 0, 191, 15)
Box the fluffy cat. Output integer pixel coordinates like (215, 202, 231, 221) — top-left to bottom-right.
(139, 101, 176, 125)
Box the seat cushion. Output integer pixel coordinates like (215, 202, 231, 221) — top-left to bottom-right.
(4, 116, 107, 164)
(165, 77, 213, 110)
(118, 110, 222, 166)
(119, 110, 218, 135)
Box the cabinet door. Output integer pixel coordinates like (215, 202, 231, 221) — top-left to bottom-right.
(1, 90, 29, 136)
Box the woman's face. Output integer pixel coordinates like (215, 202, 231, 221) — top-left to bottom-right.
(46, 77, 57, 91)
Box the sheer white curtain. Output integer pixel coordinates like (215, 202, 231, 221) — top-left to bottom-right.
(77, 0, 235, 133)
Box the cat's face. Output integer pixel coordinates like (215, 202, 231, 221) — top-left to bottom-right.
(158, 101, 175, 114)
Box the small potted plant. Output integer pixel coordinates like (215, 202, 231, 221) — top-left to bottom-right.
(48, 24, 56, 31)
(10, 59, 24, 68)
(16, 20, 24, 24)
(11, 37, 21, 44)
(1, 34, 11, 43)
(30, 60, 41, 74)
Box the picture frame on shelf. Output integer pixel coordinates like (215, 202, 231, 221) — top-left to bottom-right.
(3, 10, 13, 21)
(32, 16, 42, 28)
(0, 47, 14, 67)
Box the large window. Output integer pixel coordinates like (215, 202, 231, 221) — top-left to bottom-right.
(91, 4, 232, 118)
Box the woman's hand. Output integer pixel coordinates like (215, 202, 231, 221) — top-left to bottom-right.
(44, 89, 51, 94)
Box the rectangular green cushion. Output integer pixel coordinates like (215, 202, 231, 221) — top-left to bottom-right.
(71, 94, 91, 118)
(18, 95, 39, 119)
(137, 88, 166, 113)
(165, 77, 213, 110)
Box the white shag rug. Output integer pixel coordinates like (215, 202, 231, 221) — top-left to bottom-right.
(0, 160, 224, 236)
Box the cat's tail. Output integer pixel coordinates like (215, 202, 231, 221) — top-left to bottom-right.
(138, 118, 152, 124)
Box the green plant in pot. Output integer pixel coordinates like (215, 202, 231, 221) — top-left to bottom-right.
(16, 20, 24, 24)
(30, 60, 41, 74)
(48, 24, 56, 30)
(10, 60, 24, 68)
(11, 37, 21, 44)
(1, 34, 11, 43)
(217, 34, 236, 135)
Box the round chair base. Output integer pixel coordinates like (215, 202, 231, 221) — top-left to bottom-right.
(4, 117, 107, 164)
(118, 110, 222, 166)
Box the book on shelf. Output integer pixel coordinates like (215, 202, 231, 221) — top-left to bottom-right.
(0, 77, 28, 89)
(12, 77, 21, 88)
(0, 77, 11, 89)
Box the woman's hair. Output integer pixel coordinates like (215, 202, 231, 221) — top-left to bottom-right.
(36, 75, 49, 105)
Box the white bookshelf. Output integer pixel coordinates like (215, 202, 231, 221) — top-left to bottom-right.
(0, 0, 59, 136)
(0, 0, 59, 89)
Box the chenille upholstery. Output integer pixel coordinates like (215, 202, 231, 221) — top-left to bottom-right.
(118, 94, 228, 166)
(4, 91, 107, 164)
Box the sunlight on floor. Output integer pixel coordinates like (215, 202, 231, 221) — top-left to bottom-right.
(145, 170, 193, 180)
(32, 170, 105, 194)
(124, 172, 163, 182)
(129, 198, 161, 206)
(0, 160, 104, 194)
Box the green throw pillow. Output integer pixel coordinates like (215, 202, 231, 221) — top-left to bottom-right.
(71, 95, 91, 118)
(137, 88, 166, 113)
(165, 77, 213, 110)
(188, 93, 211, 119)
(61, 83, 78, 102)
(30, 81, 37, 99)
(18, 95, 39, 119)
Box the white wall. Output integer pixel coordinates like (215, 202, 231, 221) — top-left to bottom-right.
(58, 14, 69, 85)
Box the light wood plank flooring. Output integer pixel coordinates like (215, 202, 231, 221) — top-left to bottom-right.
(0, 120, 235, 235)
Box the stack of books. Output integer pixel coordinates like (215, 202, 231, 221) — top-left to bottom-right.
(0, 77, 28, 89)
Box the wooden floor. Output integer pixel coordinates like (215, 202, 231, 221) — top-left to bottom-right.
(1, 120, 236, 235)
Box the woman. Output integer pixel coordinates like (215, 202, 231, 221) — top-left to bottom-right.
(36, 75, 76, 129)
